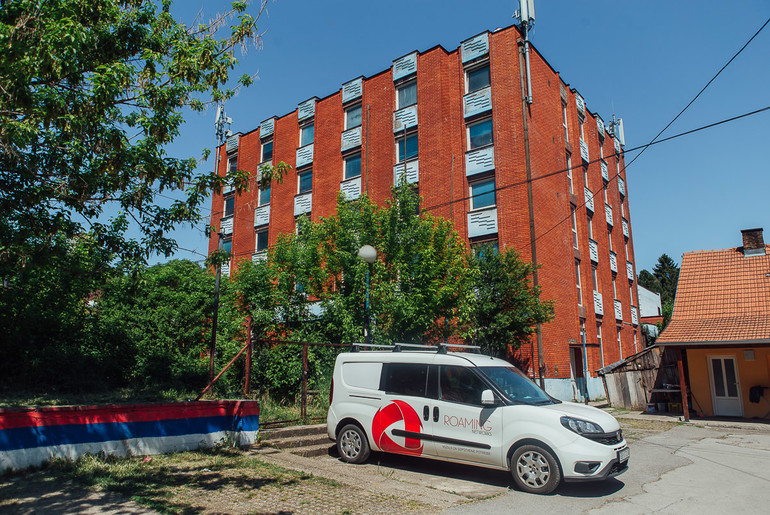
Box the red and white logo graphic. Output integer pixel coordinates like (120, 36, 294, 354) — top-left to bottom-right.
(371, 400, 424, 455)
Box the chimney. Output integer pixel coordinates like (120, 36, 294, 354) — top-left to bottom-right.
(741, 228, 765, 256)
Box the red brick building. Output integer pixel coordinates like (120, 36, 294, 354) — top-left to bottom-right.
(208, 24, 640, 400)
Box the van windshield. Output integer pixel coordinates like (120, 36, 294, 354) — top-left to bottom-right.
(478, 366, 557, 405)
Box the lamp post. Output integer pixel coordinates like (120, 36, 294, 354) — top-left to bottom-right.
(357, 245, 377, 345)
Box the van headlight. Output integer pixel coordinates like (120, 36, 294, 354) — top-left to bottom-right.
(560, 416, 604, 435)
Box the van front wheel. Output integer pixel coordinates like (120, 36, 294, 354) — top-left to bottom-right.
(510, 444, 561, 494)
(337, 424, 370, 464)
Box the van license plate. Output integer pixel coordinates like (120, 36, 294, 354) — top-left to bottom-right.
(618, 447, 630, 463)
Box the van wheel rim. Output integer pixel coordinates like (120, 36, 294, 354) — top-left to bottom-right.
(516, 450, 550, 488)
(340, 429, 362, 459)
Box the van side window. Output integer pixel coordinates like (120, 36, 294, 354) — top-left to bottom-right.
(439, 366, 487, 405)
(380, 363, 428, 397)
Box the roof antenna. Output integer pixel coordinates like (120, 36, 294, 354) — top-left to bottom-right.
(514, 0, 536, 104)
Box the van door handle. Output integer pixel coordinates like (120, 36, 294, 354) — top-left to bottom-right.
(423, 405, 429, 421)
(433, 406, 439, 422)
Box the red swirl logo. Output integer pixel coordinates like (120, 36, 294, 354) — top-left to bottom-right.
(371, 400, 424, 455)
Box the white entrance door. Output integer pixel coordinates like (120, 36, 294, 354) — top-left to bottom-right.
(708, 356, 743, 417)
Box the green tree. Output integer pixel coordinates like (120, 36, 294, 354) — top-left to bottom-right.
(0, 0, 275, 271)
(464, 246, 554, 356)
(638, 253, 680, 307)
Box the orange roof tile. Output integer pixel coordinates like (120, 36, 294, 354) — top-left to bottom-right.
(657, 244, 770, 344)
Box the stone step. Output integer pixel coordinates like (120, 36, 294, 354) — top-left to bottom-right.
(265, 433, 331, 450)
(260, 423, 327, 441)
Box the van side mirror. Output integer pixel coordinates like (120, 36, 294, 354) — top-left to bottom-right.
(481, 389, 495, 405)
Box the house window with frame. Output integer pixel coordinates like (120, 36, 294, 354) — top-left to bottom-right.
(344, 153, 362, 179)
(228, 156, 237, 174)
(472, 238, 499, 259)
(575, 260, 583, 306)
(345, 104, 362, 129)
(597, 322, 604, 367)
(466, 64, 490, 93)
(255, 229, 268, 254)
(396, 81, 417, 109)
(224, 195, 234, 217)
(300, 124, 314, 147)
(592, 266, 598, 291)
(579, 116, 585, 141)
(608, 227, 614, 252)
(583, 166, 589, 190)
(617, 326, 623, 359)
(566, 152, 573, 194)
(562, 102, 569, 142)
(258, 183, 270, 206)
(261, 139, 273, 162)
(222, 238, 232, 254)
(612, 276, 617, 299)
(629, 284, 634, 305)
(587, 214, 593, 240)
(468, 118, 493, 149)
(470, 178, 495, 210)
(298, 168, 312, 194)
(397, 133, 418, 162)
(570, 205, 578, 249)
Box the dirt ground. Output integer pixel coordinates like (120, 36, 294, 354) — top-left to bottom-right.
(0, 417, 679, 514)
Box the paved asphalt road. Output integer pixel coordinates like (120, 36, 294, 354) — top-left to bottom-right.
(446, 423, 770, 514)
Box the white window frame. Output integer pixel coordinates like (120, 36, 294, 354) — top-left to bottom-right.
(592, 266, 598, 291)
(465, 63, 491, 94)
(575, 260, 583, 306)
(396, 80, 417, 110)
(587, 214, 593, 240)
(583, 166, 589, 190)
(224, 194, 235, 218)
(608, 227, 614, 252)
(344, 152, 362, 180)
(255, 228, 269, 254)
(396, 132, 418, 163)
(566, 153, 573, 195)
(612, 276, 617, 299)
(258, 183, 270, 207)
(227, 156, 238, 174)
(469, 178, 496, 211)
(562, 102, 569, 142)
(261, 139, 273, 163)
(298, 168, 312, 194)
(570, 206, 578, 249)
(597, 322, 604, 367)
(617, 326, 623, 359)
(300, 123, 314, 147)
(345, 104, 362, 130)
(467, 117, 494, 150)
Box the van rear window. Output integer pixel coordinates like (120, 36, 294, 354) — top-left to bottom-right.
(380, 363, 429, 397)
(341, 362, 382, 389)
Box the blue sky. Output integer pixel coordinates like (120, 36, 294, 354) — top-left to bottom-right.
(162, 0, 770, 272)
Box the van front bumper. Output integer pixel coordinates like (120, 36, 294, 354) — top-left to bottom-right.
(563, 445, 629, 482)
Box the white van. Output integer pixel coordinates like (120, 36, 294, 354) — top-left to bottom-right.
(327, 344, 629, 494)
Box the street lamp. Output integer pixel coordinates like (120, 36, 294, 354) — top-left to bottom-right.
(357, 245, 377, 345)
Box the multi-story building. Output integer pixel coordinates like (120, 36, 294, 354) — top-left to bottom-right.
(208, 23, 640, 401)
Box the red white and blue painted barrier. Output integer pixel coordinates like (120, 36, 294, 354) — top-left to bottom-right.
(0, 400, 259, 472)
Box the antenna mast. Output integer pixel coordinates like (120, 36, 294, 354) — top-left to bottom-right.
(514, 0, 535, 104)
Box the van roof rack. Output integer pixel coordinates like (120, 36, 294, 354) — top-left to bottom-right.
(350, 342, 481, 354)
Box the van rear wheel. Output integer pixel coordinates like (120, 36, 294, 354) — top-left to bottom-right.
(337, 424, 370, 464)
(510, 444, 561, 494)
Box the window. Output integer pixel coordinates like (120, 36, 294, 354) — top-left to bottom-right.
(222, 238, 232, 254)
(466, 65, 490, 93)
(396, 81, 417, 109)
(566, 153, 573, 194)
(397, 133, 418, 162)
(592, 266, 598, 291)
(468, 118, 493, 149)
(379, 363, 429, 397)
(298, 169, 312, 194)
(583, 167, 589, 189)
(228, 156, 237, 174)
(570, 206, 578, 249)
(300, 124, 314, 146)
(470, 178, 495, 210)
(587, 214, 593, 240)
(633, 330, 638, 353)
(579, 117, 585, 141)
(256, 229, 268, 253)
(261, 140, 273, 162)
(562, 102, 569, 142)
(345, 104, 362, 129)
(224, 195, 234, 217)
(629, 284, 634, 304)
(608, 227, 613, 252)
(344, 153, 361, 179)
(472, 239, 499, 258)
(259, 183, 270, 206)
(603, 186, 609, 205)
(625, 242, 629, 261)
(597, 322, 604, 367)
(612, 276, 617, 299)
(439, 366, 488, 405)
(575, 260, 582, 306)
(599, 144, 604, 160)
(580, 320, 587, 344)
(617, 327, 623, 359)
(620, 201, 625, 219)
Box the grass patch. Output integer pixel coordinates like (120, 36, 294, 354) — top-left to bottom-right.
(46, 447, 333, 513)
(0, 386, 198, 409)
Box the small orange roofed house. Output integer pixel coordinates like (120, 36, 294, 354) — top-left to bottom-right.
(657, 228, 770, 420)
